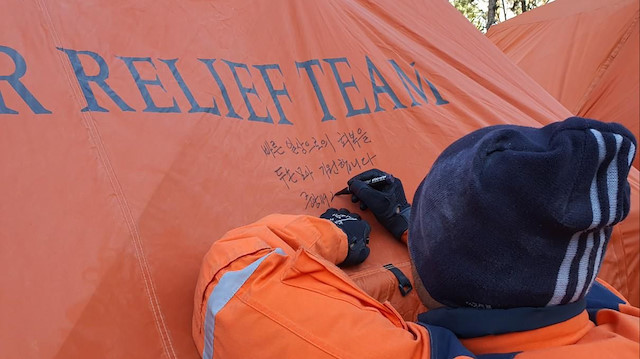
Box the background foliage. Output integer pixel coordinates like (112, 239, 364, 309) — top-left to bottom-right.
(449, 0, 555, 32)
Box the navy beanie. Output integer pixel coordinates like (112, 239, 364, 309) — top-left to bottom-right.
(408, 117, 637, 309)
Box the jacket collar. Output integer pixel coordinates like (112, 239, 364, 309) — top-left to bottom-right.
(417, 299, 593, 354)
(418, 299, 586, 338)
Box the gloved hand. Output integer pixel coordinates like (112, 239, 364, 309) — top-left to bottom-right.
(320, 208, 371, 266)
(347, 169, 411, 240)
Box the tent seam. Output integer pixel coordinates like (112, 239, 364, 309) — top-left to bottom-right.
(32, 1, 177, 358)
(574, 10, 639, 114)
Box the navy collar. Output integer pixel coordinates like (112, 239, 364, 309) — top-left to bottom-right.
(417, 299, 586, 339)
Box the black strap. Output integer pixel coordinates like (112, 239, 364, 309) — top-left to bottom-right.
(384, 264, 413, 296)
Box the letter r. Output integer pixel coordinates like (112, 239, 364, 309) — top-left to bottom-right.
(0, 45, 51, 114)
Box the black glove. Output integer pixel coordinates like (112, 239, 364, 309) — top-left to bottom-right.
(347, 169, 411, 240)
(320, 208, 371, 266)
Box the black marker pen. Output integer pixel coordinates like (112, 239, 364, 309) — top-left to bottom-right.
(334, 175, 388, 196)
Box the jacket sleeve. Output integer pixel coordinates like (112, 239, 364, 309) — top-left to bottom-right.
(192, 214, 433, 359)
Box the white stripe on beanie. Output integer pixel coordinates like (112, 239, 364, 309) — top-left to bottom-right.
(588, 229, 606, 290)
(629, 143, 636, 167)
(606, 134, 622, 226)
(548, 233, 580, 306)
(548, 129, 608, 306)
(571, 231, 595, 302)
(588, 129, 606, 230)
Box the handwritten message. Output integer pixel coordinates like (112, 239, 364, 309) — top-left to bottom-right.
(261, 128, 376, 209)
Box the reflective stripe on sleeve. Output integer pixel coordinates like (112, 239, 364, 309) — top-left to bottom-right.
(202, 248, 285, 359)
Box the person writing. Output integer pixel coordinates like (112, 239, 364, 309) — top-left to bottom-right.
(192, 117, 639, 358)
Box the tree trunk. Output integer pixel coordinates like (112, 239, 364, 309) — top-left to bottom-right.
(501, 0, 508, 20)
(486, 0, 497, 30)
(521, 0, 527, 12)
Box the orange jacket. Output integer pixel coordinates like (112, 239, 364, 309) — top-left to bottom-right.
(193, 214, 640, 359)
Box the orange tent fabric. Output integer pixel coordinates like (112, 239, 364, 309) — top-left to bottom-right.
(487, 0, 640, 168)
(0, 0, 637, 358)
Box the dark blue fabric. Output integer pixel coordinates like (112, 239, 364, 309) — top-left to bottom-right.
(421, 324, 520, 359)
(422, 324, 477, 359)
(408, 117, 637, 308)
(585, 281, 625, 322)
(417, 299, 585, 339)
(477, 353, 519, 359)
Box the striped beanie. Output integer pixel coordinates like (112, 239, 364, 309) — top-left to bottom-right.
(408, 117, 637, 309)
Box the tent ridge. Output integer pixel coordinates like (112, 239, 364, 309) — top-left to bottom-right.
(488, 0, 637, 31)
